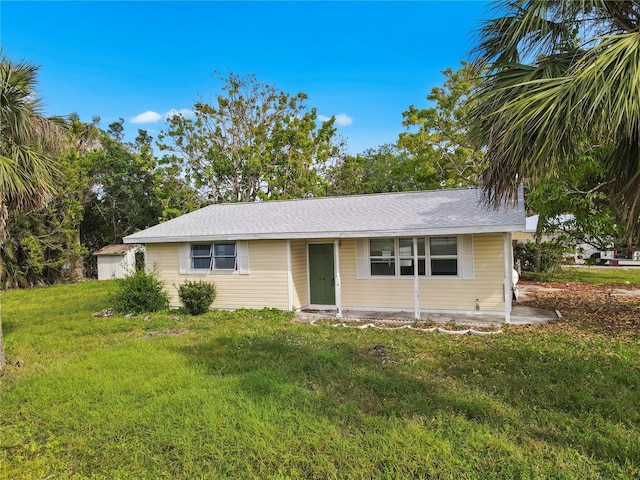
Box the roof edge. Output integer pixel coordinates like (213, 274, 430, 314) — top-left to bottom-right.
(124, 224, 524, 244)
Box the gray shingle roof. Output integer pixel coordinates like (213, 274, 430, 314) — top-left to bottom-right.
(124, 188, 525, 243)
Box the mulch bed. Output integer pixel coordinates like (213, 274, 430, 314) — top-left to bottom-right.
(516, 281, 640, 338)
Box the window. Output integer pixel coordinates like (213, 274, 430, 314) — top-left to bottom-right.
(214, 243, 236, 270)
(429, 236, 458, 276)
(191, 243, 237, 271)
(369, 238, 395, 275)
(399, 238, 426, 276)
(366, 236, 458, 277)
(191, 244, 212, 269)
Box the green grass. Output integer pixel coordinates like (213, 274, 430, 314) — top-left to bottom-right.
(1, 281, 639, 479)
(523, 266, 640, 285)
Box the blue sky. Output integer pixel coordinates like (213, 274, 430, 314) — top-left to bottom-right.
(2, 1, 490, 154)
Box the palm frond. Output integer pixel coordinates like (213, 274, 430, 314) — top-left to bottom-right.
(0, 54, 67, 242)
(471, 0, 640, 238)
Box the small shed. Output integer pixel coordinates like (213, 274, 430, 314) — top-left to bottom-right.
(93, 244, 142, 280)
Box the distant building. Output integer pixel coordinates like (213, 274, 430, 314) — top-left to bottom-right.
(93, 244, 142, 280)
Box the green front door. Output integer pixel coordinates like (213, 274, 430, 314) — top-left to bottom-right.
(309, 243, 335, 305)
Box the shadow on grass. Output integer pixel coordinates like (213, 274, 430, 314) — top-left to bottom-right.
(440, 337, 640, 459)
(174, 327, 640, 470)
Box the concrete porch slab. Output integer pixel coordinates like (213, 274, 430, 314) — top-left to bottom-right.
(296, 304, 558, 327)
(510, 305, 559, 325)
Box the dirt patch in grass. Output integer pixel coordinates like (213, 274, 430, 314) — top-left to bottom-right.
(517, 281, 640, 338)
(140, 329, 187, 339)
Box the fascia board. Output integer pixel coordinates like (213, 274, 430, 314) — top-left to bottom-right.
(123, 223, 525, 244)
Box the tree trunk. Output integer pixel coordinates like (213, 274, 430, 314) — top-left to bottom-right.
(71, 228, 84, 281)
(534, 219, 544, 272)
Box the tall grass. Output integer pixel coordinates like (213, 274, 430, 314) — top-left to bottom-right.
(1, 282, 639, 479)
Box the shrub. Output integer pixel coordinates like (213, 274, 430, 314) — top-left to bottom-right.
(514, 239, 568, 275)
(178, 280, 216, 315)
(112, 270, 169, 314)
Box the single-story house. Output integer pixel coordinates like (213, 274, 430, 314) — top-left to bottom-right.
(93, 244, 142, 280)
(124, 188, 525, 322)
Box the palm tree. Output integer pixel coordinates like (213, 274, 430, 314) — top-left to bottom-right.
(0, 54, 66, 371)
(471, 0, 640, 240)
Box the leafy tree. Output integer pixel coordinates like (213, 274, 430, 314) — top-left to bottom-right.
(1, 113, 102, 288)
(81, 120, 163, 255)
(155, 154, 208, 221)
(328, 63, 487, 197)
(0, 54, 67, 371)
(471, 0, 640, 242)
(399, 61, 486, 188)
(327, 144, 436, 195)
(158, 72, 344, 203)
(525, 145, 627, 252)
(81, 121, 206, 275)
(1, 147, 89, 288)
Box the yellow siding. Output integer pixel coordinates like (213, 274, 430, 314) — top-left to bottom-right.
(338, 234, 505, 312)
(339, 239, 415, 310)
(146, 241, 289, 309)
(418, 233, 505, 312)
(290, 240, 308, 309)
(146, 233, 506, 313)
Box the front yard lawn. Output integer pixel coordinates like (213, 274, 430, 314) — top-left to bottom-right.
(523, 265, 640, 285)
(1, 281, 639, 479)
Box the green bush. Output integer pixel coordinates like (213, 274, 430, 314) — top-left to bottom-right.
(112, 270, 169, 314)
(514, 239, 568, 275)
(178, 280, 216, 315)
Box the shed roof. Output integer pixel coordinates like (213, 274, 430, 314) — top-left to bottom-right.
(124, 188, 525, 244)
(93, 244, 139, 255)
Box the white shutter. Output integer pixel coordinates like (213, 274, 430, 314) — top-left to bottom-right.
(460, 234, 475, 279)
(237, 241, 250, 274)
(178, 243, 190, 274)
(355, 238, 368, 279)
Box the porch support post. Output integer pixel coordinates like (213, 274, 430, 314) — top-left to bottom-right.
(334, 239, 342, 318)
(503, 232, 512, 323)
(413, 237, 420, 320)
(286, 240, 293, 311)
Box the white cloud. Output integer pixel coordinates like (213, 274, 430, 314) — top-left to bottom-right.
(318, 113, 353, 127)
(165, 108, 195, 120)
(130, 108, 195, 124)
(334, 113, 353, 126)
(130, 110, 163, 124)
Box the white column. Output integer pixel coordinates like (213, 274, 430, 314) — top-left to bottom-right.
(413, 237, 420, 320)
(503, 232, 512, 323)
(334, 239, 342, 318)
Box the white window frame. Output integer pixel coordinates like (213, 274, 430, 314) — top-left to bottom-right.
(191, 244, 213, 270)
(190, 242, 237, 273)
(368, 236, 460, 278)
(212, 243, 237, 270)
(369, 238, 396, 276)
(398, 237, 426, 277)
(427, 236, 459, 277)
